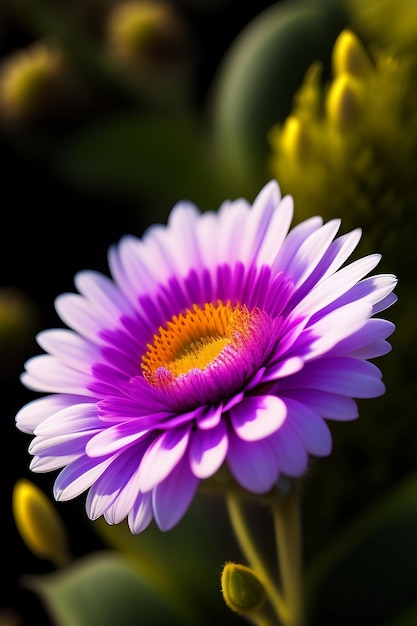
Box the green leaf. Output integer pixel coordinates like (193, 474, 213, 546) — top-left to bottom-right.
(57, 112, 232, 215)
(305, 474, 417, 626)
(23, 551, 187, 626)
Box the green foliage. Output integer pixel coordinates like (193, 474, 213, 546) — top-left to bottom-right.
(305, 474, 417, 626)
(23, 551, 188, 626)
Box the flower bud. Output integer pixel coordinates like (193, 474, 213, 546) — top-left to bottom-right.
(13, 479, 71, 568)
(332, 30, 373, 78)
(221, 562, 266, 614)
(106, 1, 186, 72)
(0, 42, 62, 122)
(326, 74, 363, 128)
(278, 116, 310, 161)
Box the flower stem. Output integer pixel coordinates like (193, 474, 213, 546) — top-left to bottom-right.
(272, 486, 304, 626)
(225, 491, 290, 625)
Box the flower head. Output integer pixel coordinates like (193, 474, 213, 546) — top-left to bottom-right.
(16, 181, 397, 533)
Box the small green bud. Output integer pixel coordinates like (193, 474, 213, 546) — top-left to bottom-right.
(13, 479, 71, 568)
(221, 562, 266, 614)
(332, 30, 373, 78)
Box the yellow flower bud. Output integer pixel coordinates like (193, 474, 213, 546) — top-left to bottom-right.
(332, 30, 374, 78)
(107, 1, 185, 71)
(0, 42, 62, 121)
(221, 562, 266, 615)
(276, 116, 310, 162)
(326, 74, 363, 128)
(13, 479, 71, 568)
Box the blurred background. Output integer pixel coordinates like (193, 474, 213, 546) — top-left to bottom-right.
(1, 0, 416, 624)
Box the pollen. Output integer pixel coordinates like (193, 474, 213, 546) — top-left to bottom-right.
(141, 301, 254, 384)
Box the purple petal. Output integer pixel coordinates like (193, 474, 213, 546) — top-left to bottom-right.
(304, 301, 372, 359)
(282, 389, 358, 421)
(270, 424, 308, 477)
(75, 270, 134, 320)
(293, 255, 382, 318)
(189, 422, 228, 479)
(230, 395, 287, 441)
(128, 492, 153, 534)
(85, 449, 138, 520)
(34, 403, 100, 436)
(54, 454, 117, 501)
(284, 398, 332, 456)
(262, 357, 305, 383)
(22, 355, 91, 395)
(256, 195, 294, 267)
(16, 394, 91, 434)
(329, 318, 395, 357)
(152, 458, 199, 531)
(196, 405, 223, 430)
(280, 357, 385, 398)
(227, 433, 279, 493)
(287, 219, 341, 289)
(86, 422, 148, 457)
(139, 426, 191, 492)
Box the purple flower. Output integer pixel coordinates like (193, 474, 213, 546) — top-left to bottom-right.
(16, 181, 397, 533)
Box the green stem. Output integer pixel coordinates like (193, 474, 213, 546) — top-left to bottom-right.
(225, 491, 290, 625)
(272, 486, 304, 626)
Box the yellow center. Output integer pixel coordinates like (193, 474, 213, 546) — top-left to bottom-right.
(141, 301, 252, 384)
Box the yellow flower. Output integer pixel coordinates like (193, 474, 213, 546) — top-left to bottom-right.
(268, 29, 417, 279)
(347, 0, 417, 57)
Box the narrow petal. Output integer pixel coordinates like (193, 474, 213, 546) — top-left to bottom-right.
(230, 395, 287, 442)
(304, 301, 372, 359)
(281, 389, 358, 421)
(75, 270, 134, 321)
(85, 447, 142, 521)
(189, 422, 228, 479)
(287, 219, 341, 289)
(270, 424, 308, 477)
(227, 433, 279, 493)
(54, 454, 117, 501)
(262, 357, 305, 383)
(55, 294, 108, 343)
(284, 398, 332, 456)
(16, 394, 91, 434)
(128, 492, 153, 534)
(292, 254, 382, 318)
(36, 329, 101, 370)
(139, 426, 191, 492)
(280, 357, 385, 398)
(86, 422, 149, 457)
(256, 194, 294, 267)
(152, 458, 199, 531)
(22, 356, 91, 395)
